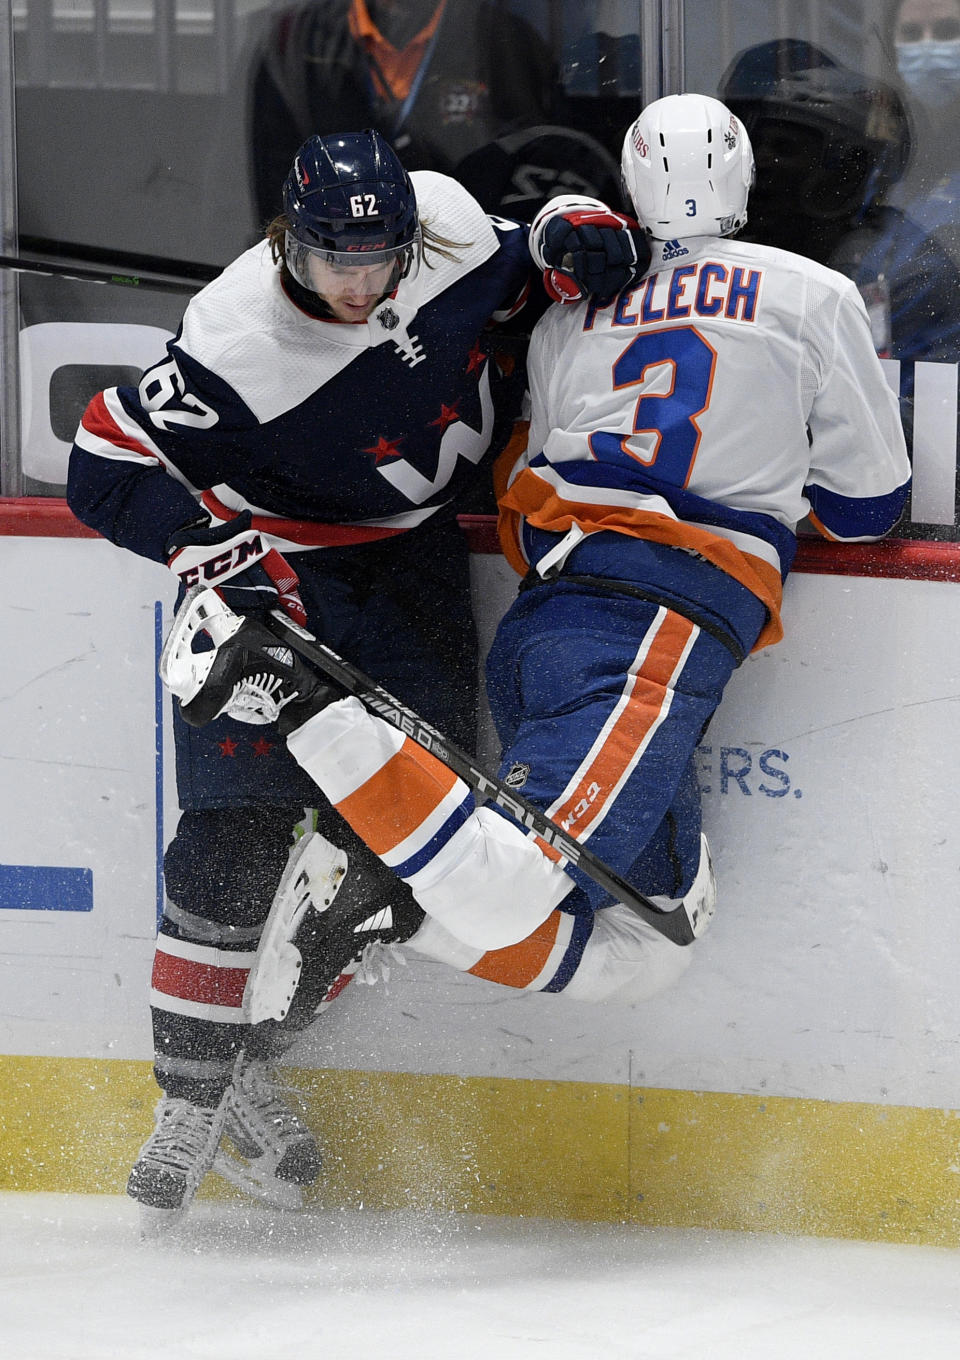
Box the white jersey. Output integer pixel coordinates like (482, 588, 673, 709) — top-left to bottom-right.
(501, 232, 910, 646)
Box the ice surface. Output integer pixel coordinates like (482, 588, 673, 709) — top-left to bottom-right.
(1, 1192, 959, 1359)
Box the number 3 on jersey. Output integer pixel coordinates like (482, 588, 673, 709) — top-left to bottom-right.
(589, 326, 717, 486)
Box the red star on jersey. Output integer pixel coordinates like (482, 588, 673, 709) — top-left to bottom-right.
(429, 402, 460, 432)
(466, 342, 486, 375)
(363, 435, 404, 464)
(218, 737, 238, 757)
(251, 737, 274, 757)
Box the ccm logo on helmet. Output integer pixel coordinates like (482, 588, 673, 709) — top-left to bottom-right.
(176, 534, 267, 587)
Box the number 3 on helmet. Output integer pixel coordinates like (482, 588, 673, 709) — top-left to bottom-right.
(620, 93, 755, 241)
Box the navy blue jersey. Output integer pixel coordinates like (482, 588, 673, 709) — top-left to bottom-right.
(68, 171, 534, 562)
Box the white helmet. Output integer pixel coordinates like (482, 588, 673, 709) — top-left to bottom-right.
(621, 93, 754, 240)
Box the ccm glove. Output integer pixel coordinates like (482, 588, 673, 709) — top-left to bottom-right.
(538, 207, 651, 304)
(166, 509, 307, 627)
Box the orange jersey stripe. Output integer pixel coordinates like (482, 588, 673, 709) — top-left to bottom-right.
(493, 421, 531, 577)
(548, 612, 695, 842)
(498, 466, 784, 649)
(468, 909, 563, 988)
(334, 736, 458, 857)
(806, 508, 841, 541)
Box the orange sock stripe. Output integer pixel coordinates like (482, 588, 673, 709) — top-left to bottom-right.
(468, 910, 563, 988)
(334, 736, 459, 856)
(550, 613, 696, 840)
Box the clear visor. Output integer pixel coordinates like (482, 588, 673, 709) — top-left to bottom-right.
(284, 231, 421, 296)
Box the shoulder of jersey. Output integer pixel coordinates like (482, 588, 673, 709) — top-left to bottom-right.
(408, 170, 504, 301)
(696, 235, 857, 296)
(177, 241, 309, 367)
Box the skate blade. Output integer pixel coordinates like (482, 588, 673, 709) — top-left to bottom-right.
(212, 1148, 305, 1211)
(244, 830, 348, 1023)
(137, 1203, 189, 1240)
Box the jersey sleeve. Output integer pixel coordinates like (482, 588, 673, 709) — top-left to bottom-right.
(804, 278, 911, 541)
(67, 333, 258, 562)
(485, 213, 548, 330)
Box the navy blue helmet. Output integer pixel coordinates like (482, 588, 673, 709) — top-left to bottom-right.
(281, 129, 421, 293)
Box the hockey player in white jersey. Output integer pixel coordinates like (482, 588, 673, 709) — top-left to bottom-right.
(159, 97, 910, 1044)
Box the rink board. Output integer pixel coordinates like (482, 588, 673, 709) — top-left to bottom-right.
(1, 525, 959, 1244)
(2, 1057, 959, 1246)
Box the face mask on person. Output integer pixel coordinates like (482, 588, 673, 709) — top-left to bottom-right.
(896, 39, 960, 108)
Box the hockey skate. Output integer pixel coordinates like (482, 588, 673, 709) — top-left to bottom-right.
(243, 825, 423, 1030)
(214, 1059, 322, 1210)
(244, 829, 349, 1024)
(160, 585, 340, 734)
(126, 1087, 231, 1231)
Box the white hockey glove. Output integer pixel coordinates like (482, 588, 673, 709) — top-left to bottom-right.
(166, 509, 307, 627)
(530, 196, 651, 304)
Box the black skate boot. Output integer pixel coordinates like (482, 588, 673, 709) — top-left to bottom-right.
(127, 1088, 231, 1217)
(243, 829, 425, 1029)
(209, 1057, 323, 1208)
(223, 1057, 322, 1187)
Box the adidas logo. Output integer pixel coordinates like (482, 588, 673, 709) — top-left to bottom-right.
(661, 239, 689, 261)
(263, 645, 294, 666)
(354, 907, 393, 934)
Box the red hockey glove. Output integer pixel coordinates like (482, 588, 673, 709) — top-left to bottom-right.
(539, 207, 651, 304)
(166, 510, 307, 627)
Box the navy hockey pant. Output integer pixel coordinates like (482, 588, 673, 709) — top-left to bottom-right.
(152, 519, 478, 1103)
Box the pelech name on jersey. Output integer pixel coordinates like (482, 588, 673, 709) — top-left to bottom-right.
(582, 260, 763, 334)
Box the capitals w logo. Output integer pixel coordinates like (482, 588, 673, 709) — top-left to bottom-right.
(375, 362, 494, 504)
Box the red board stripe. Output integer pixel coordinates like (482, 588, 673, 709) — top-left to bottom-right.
(3, 498, 960, 582)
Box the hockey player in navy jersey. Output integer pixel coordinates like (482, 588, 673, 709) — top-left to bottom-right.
(67, 127, 648, 1220)
(158, 97, 911, 1087)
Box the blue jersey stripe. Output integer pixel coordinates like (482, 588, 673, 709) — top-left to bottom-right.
(805, 479, 910, 540)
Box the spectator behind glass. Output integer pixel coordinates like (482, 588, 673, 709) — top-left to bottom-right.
(887, 0, 960, 260)
(893, 0, 960, 111)
(721, 37, 960, 540)
(248, 0, 627, 227)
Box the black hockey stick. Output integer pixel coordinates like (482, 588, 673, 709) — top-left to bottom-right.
(263, 611, 700, 946)
(0, 250, 214, 294)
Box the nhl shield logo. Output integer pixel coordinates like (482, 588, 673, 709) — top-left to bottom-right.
(376, 306, 399, 330)
(505, 761, 530, 789)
